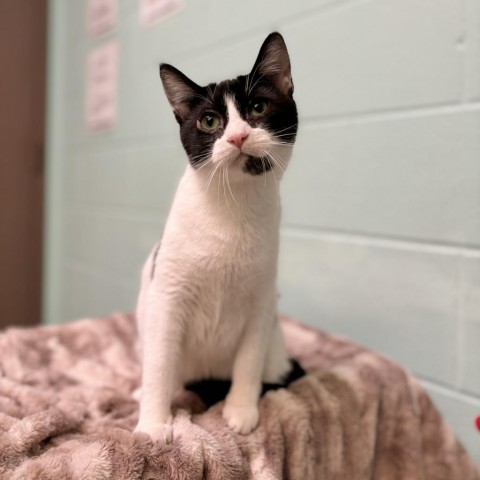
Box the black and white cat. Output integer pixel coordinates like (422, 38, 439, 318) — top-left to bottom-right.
(135, 32, 298, 443)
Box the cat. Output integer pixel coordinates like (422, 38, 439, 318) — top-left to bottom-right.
(134, 32, 298, 443)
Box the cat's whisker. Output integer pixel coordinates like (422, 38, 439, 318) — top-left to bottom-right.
(269, 157, 280, 196)
(267, 148, 288, 164)
(273, 131, 297, 137)
(266, 148, 290, 168)
(251, 137, 292, 145)
(255, 140, 291, 147)
(222, 165, 235, 218)
(269, 137, 296, 144)
(206, 85, 215, 103)
(263, 150, 286, 174)
(189, 152, 212, 165)
(273, 123, 298, 135)
(271, 152, 288, 173)
(246, 62, 262, 95)
(247, 64, 264, 96)
(248, 73, 266, 97)
(195, 157, 214, 171)
(205, 161, 221, 194)
(271, 137, 296, 144)
(250, 147, 287, 174)
(271, 136, 296, 142)
(225, 163, 238, 206)
(189, 150, 211, 159)
(202, 162, 215, 182)
(261, 157, 268, 188)
(217, 163, 221, 208)
(192, 92, 214, 107)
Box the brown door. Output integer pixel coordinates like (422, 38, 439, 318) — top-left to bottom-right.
(0, 1, 47, 328)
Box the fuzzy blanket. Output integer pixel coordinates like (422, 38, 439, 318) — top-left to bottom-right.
(0, 313, 478, 480)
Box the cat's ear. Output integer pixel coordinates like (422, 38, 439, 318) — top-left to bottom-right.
(250, 32, 293, 96)
(159, 64, 201, 124)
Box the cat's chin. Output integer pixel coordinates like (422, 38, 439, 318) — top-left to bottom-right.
(206, 152, 273, 177)
(243, 155, 273, 176)
(231, 152, 249, 164)
(220, 152, 250, 172)
(210, 151, 248, 169)
(227, 154, 273, 177)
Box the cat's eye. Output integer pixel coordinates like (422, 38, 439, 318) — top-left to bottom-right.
(249, 100, 268, 117)
(199, 114, 221, 131)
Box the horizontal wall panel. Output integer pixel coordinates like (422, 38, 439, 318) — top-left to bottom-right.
(282, 111, 480, 246)
(284, 0, 464, 117)
(425, 384, 480, 465)
(65, 145, 185, 211)
(64, 208, 163, 278)
(278, 230, 460, 385)
(460, 255, 480, 395)
(62, 265, 137, 324)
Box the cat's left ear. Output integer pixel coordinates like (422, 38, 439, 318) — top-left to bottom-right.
(250, 32, 294, 96)
(160, 64, 201, 124)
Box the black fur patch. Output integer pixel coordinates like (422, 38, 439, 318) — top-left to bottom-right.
(185, 359, 306, 408)
(243, 156, 273, 176)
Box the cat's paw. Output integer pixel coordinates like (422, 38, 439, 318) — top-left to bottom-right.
(135, 418, 174, 444)
(132, 387, 141, 401)
(222, 403, 259, 435)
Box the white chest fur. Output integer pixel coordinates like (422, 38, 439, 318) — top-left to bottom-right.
(135, 161, 291, 440)
(137, 165, 283, 379)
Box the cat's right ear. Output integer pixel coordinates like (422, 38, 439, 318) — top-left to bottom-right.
(250, 32, 293, 97)
(159, 64, 200, 124)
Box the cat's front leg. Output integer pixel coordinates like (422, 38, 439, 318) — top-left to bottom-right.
(222, 299, 275, 435)
(135, 293, 183, 444)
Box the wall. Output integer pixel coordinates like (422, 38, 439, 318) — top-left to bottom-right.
(44, 0, 480, 462)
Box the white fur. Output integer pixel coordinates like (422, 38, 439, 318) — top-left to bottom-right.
(135, 98, 293, 443)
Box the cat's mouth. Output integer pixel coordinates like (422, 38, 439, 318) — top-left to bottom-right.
(223, 152, 273, 176)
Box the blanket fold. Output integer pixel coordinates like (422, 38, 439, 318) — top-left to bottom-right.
(0, 313, 478, 479)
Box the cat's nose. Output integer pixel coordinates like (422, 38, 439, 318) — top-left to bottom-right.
(227, 132, 249, 149)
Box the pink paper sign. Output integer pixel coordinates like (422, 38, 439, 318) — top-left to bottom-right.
(86, 41, 118, 131)
(87, 0, 118, 36)
(139, 0, 184, 27)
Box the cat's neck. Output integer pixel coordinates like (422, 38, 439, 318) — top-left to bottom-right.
(192, 163, 279, 205)
(173, 164, 282, 229)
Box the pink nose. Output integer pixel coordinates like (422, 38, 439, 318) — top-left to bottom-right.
(227, 132, 248, 149)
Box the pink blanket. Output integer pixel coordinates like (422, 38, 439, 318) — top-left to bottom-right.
(0, 313, 478, 479)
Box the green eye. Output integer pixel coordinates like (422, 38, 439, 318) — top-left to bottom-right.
(199, 114, 220, 131)
(249, 100, 268, 117)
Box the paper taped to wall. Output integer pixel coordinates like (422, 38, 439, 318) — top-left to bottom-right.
(139, 0, 184, 27)
(87, 0, 118, 36)
(85, 41, 119, 131)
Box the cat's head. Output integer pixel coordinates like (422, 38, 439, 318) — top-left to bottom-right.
(159, 32, 298, 179)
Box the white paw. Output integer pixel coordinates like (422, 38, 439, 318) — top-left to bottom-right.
(135, 418, 174, 444)
(222, 403, 259, 435)
(132, 387, 141, 401)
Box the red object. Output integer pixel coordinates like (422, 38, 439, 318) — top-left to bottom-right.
(475, 416, 480, 432)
